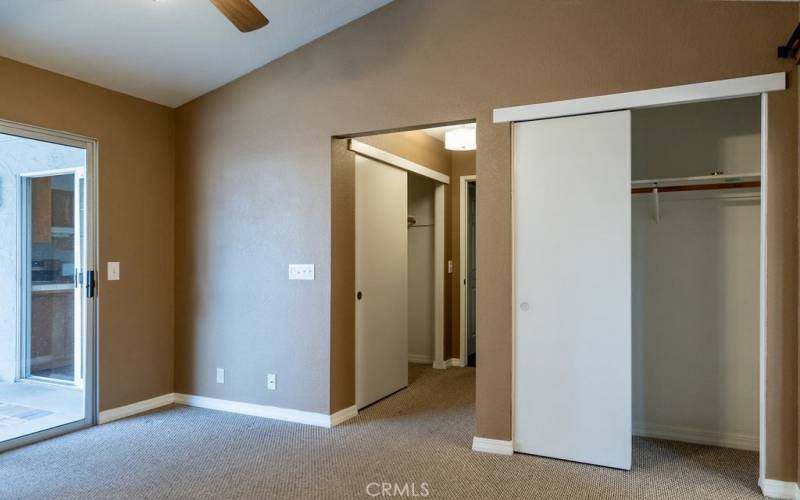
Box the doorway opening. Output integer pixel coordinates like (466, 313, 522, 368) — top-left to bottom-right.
(0, 121, 96, 451)
(460, 176, 476, 367)
(335, 121, 476, 412)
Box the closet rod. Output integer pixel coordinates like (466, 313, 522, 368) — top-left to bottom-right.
(631, 181, 760, 194)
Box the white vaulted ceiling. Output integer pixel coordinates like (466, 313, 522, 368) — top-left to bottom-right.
(0, 0, 393, 107)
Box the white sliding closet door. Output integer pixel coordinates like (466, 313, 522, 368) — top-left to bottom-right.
(513, 111, 632, 470)
(355, 154, 408, 409)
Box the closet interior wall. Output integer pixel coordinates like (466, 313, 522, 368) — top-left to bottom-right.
(408, 173, 437, 364)
(631, 96, 762, 449)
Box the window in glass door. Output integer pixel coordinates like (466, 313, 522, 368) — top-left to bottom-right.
(24, 173, 83, 384)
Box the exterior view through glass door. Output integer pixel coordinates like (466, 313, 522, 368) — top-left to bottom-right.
(0, 123, 95, 450)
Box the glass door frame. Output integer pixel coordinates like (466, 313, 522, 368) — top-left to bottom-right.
(0, 119, 97, 452)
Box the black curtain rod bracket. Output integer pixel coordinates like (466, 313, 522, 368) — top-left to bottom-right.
(778, 23, 800, 61)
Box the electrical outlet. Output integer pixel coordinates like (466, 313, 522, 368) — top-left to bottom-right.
(267, 373, 276, 390)
(108, 262, 120, 281)
(447, 260, 453, 274)
(288, 264, 314, 280)
(216, 368, 225, 384)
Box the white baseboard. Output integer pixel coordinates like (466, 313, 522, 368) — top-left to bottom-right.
(448, 357, 465, 367)
(633, 422, 758, 451)
(100, 393, 358, 429)
(408, 354, 433, 364)
(433, 358, 464, 369)
(174, 393, 356, 428)
(330, 405, 358, 426)
(98, 393, 176, 424)
(472, 436, 514, 455)
(759, 478, 800, 499)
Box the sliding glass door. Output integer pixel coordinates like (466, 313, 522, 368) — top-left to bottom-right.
(0, 122, 95, 450)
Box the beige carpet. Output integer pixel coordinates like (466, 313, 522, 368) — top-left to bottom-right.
(0, 364, 761, 499)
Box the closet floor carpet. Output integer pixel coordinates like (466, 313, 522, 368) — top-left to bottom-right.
(0, 364, 760, 499)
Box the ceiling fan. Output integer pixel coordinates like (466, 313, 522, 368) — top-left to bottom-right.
(209, 0, 269, 33)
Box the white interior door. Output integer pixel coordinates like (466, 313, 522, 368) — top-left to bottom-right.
(513, 111, 632, 470)
(356, 154, 408, 409)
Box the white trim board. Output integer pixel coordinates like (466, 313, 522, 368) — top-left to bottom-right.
(330, 405, 359, 427)
(348, 139, 450, 184)
(100, 393, 358, 428)
(433, 358, 464, 369)
(759, 479, 800, 500)
(493, 72, 785, 123)
(98, 393, 176, 424)
(174, 394, 357, 428)
(633, 423, 757, 451)
(472, 437, 513, 455)
(758, 92, 769, 486)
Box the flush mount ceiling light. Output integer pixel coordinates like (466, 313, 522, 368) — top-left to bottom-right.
(444, 124, 476, 151)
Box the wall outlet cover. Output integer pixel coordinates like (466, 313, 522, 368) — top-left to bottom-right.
(108, 261, 120, 281)
(288, 264, 314, 280)
(267, 373, 276, 390)
(216, 368, 224, 384)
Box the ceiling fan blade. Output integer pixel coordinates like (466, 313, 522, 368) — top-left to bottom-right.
(209, 0, 269, 33)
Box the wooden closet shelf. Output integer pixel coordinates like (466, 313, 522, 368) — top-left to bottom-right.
(632, 180, 760, 194)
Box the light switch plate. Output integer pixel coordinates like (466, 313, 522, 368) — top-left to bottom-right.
(108, 262, 120, 281)
(216, 368, 224, 384)
(267, 373, 276, 390)
(288, 264, 314, 280)
(447, 260, 453, 274)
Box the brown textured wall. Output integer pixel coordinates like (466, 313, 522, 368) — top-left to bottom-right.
(767, 74, 799, 483)
(0, 56, 175, 411)
(175, 0, 798, 480)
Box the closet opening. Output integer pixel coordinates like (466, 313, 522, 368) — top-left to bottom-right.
(333, 121, 476, 415)
(631, 95, 761, 482)
(506, 73, 780, 491)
